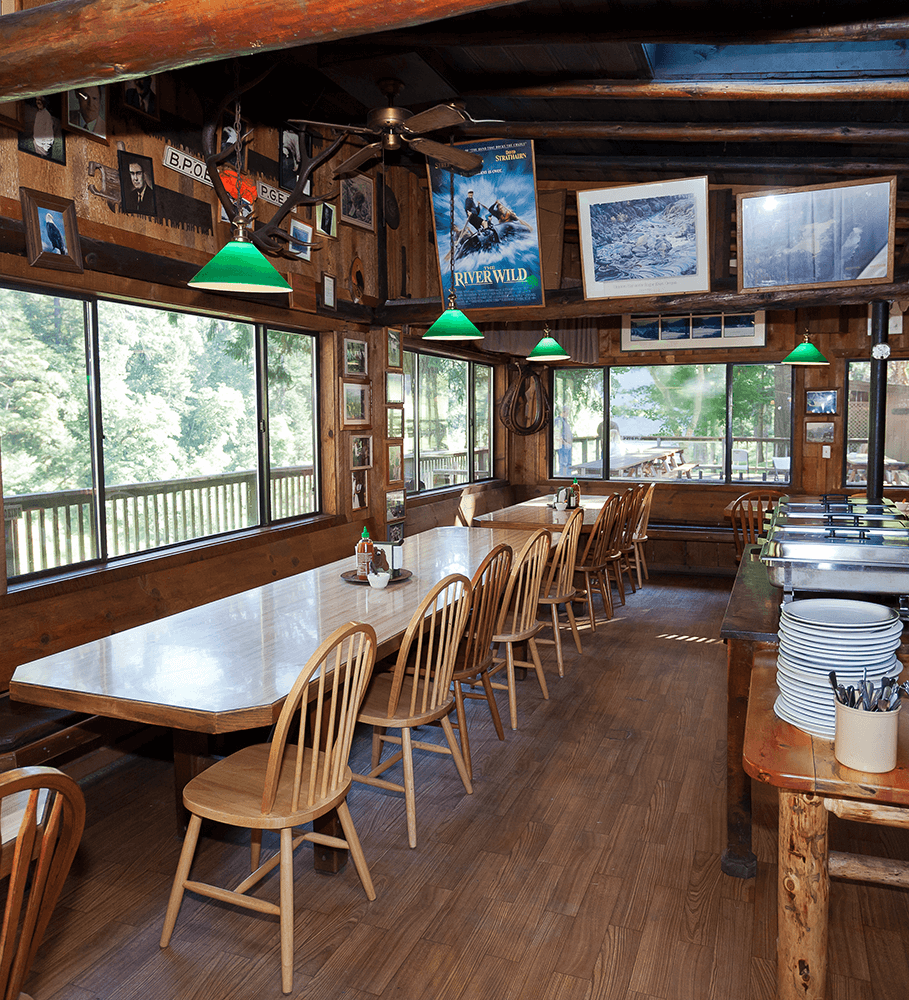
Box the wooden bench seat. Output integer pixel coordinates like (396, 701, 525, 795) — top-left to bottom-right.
(0, 694, 110, 772)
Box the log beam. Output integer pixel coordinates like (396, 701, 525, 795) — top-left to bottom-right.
(0, 0, 523, 102)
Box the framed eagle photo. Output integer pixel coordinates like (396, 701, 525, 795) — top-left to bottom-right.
(19, 187, 84, 273)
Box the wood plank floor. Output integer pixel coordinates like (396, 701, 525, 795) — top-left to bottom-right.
(26, 573, 909, 1000)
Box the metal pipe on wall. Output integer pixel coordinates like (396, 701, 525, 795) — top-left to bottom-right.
(867, 300, 889, 503)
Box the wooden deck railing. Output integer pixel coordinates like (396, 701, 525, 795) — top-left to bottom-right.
(5, 466, 316, 577)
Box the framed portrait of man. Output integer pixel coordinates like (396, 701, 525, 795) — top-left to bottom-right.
(118, 150, 158, 218)
(66, 85, 107, 143)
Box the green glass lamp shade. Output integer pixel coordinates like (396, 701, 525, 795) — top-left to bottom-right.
(781, 335, 829, 365)
(527, 334, 570, 361)
(188, 239, 291, 294)
(423, 306, 484, 341)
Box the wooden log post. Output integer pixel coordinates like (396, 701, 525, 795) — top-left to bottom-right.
(777, 791, 829, 1000)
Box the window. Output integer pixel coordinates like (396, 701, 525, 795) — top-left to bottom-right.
(403, 350, 493, 493)
(845, 359, 909, 487)
(552, 363, 792, 484)
(2, 287, 319, 580)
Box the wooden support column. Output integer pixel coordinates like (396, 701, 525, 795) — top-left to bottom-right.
(867, 299, 889, 503)
(777, 791, 829, 1000)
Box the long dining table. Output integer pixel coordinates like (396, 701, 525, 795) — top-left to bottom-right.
(10, 525, 533, 839)
(471, 493, 616, 533)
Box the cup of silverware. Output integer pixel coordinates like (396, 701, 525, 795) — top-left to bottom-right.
(833, 673, 902, 772)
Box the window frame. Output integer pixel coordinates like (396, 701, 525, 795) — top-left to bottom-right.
(2, 283, 322, 584)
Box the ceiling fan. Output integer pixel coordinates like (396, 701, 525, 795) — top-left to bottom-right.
(288, 78, 486, 178)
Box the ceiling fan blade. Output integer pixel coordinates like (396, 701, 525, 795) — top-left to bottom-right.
(402, 103, 468, 135)
(287, 118, 377, 138)
(333, 142, 383, 177)
(407, 137, 483, 176)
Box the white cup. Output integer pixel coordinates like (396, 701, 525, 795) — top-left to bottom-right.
(367, 572, 390, 590)
(554, 502, 567, 511)
(834, 700, 900, 772)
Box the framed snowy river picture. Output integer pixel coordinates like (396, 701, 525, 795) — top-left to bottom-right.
(577, 176, 710, 300)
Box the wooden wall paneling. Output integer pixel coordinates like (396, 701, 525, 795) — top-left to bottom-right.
(538, 188, 566, 292)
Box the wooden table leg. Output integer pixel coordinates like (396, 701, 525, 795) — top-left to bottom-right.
(777, 790, 829, 1000)
(722, 637, 757, 878)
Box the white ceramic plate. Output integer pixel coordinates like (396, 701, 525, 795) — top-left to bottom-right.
(780, 599, 900, 628)
(778, 617, 903, 641)
(774, 694, 836, 739)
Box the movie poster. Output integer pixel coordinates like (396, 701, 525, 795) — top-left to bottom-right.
(427, 139, 545, 310)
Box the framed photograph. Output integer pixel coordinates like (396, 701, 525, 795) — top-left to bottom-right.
(351, 470, 368, 510)
(280, 128, 309, 192)
(806, 389, 838, 415)
(123, 76, 158, 120)
(118, 150, 157, 218)
(386, 371, 404, 405)
(387, 406, 404, 438)
(387, 442, 404, 484)
(66, 85, 107, 143)
(737, 177, 896, 293)
(289, 219, 313, 261)
(322, 273, 336, 310)
(577, 175, 710, 300)
(341, 380, 370, 427)
(386, 488, 406, 523)
(316, 200, 337, 239)
(17, 96, 65, 164)
(387, 327, 402, 369)
(621, 312, 765, 351)
(344, 338, 368, 377)
(806, 421, 835, 444)
(350, 435, 372, 470)
(386, 522, 405, 544)
(340, 174, 375, 231)
(19, 188, 83, 273)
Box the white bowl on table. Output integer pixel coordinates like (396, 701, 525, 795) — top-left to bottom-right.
(367, 572, 390, 589)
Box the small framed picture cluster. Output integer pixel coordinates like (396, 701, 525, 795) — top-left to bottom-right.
(384, 327, 405, 539)
(340, 335, 371, 512)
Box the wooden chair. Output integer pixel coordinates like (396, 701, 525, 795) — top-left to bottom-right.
(603, 487, 637, 607)
(730, 490, 782, 561)
(449, 543, 514, 780)
(0, 765, 85, 1000)
(160, 622, 378, 995)
(536, 506, 584, 677)
(630, 482, 656, 589)
(571, 492, 620, 630)
(351, 574, 473, 849)
(489, 529, 552, 730)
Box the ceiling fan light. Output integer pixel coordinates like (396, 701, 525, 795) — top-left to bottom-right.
(527, 334, 570, 361)
(188, 237, 291, 294)
(781, 335, 829, 365)
(423, 307, 484, 341)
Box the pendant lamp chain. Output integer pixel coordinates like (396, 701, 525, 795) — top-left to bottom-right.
(448, 168, 457, 309)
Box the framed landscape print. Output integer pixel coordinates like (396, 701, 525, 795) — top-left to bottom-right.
(351, 435, 372, 470)
(387, 327, 402, 369)
(289, 219, 312, 261)
(386, 488, 406, 523)
(386, 371, 404, 405)
(387, 443, 403, 484)
(737, 177, 896, 293)
(341, 380, 370, 427)
(806, 389, 837, 415)
(20, 188, 83, 273)
(344, 338, 368, 377)
(387, 407, 404, 438)
(577, 175, 710, 300)
(621, 311, 765, 352)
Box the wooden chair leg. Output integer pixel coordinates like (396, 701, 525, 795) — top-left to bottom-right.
(336, 800, 376, 900)
(565, 602, 582, 654)
(452, 682, 473, 781)
(584, 570, 597, 632)
(250, 829, 262, 871)
(528, 639, 549, 702)
(401, 727, 418, 849)
(504, 644, 519, 730)
(440, 714, 473, 795)
(479, 671, 505, 742)
(160, 812, 202, 947)
(370, 726, 386, 769)
(279, 827, 294, 994)
(597, 569, 613, 619)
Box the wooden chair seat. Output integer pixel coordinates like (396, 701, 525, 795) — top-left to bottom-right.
(357, 671, 454, 728)
(161, 622, 378, 995)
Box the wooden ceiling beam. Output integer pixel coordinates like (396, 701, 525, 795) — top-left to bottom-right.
(471, 79, 909, 102)
(533, 156, 909, 176)
(455, 121, 909, 144)
(0, 0, 524, 101)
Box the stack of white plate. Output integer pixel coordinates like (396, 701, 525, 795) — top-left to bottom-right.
(775, 598, 904, 738)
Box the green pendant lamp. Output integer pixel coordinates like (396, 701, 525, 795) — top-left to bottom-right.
(781, 335, 829, 365)
(527, 324, 570, 361)
(188, 218, 291, 294)
(424, 165, 483, 341)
